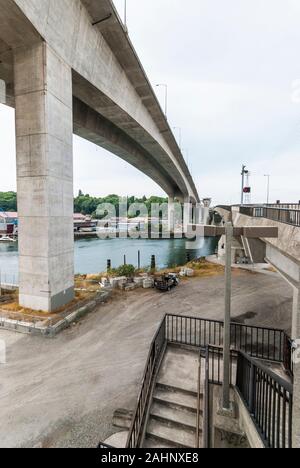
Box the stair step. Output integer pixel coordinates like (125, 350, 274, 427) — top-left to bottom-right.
(153, 384, 201, 412)
(143, 438, 174, 449)
(157, 346, 200, 394)
(150, 401, 199, 431)
(146, 418, 196, 448)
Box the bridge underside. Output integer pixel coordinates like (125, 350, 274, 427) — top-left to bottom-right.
(0, 0, 200, 312)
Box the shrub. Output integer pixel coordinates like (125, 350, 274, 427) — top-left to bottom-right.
(116, 264, 136, 278)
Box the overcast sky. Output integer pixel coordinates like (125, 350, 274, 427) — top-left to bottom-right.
(1, 0, 300, 204)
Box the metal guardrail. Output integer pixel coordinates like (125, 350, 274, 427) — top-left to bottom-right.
(123, 314, 292, 448)
(126, 317, 166, 448)
(202, 347, 210, 449)
(283, 334, 294, 377)
(240, 205, 300, 227)
(196, 351, 202, 448)
(201, 346, 237, 448)
(165, 314, 287, 365)
(236, 351, 293, 449)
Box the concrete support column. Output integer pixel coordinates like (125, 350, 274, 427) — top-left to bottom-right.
(183, 197, 192, 234)
(292, 286, 300, 448)
(168, 196, 175, 233)
(14, 42, 74, 312)
(194, 203, 203, 225)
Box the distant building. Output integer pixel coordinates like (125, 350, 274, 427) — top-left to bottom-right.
(0, 211, 18, 236)
(73, 213, 97, 232)
(0, 211, 18, 225)
(0, 212, 97, 234)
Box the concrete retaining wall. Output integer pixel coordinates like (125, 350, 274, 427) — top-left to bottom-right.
(0, 290, 111, 338)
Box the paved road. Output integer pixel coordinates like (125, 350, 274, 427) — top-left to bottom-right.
(0, 270, 293, 447)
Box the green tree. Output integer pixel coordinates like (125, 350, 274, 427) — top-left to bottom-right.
(0, 192, 17, 212)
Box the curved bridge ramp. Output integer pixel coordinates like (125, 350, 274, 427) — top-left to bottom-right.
(143, 344, 204, 448)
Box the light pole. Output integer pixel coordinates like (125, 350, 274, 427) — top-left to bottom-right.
(124, 0, 127, 27)
(173, 127, 182, 150)
(156, 84, 168, 118)
(264, 174, 270, 205)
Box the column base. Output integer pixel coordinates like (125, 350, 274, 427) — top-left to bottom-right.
(19, 286, 74, 312)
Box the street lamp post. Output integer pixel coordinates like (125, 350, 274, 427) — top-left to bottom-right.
(264, 174, 270, 205)
(156, 84, 168, 118)
(124, 0, 127, 27)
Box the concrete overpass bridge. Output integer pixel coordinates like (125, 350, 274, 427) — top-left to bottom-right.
(0, 0, 199, 311)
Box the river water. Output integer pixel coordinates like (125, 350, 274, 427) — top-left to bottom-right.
(0, 237, 217, 284)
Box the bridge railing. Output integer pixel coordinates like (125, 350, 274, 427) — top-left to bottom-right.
(236, 351, 293, 448)
(239, 205, 300, 227)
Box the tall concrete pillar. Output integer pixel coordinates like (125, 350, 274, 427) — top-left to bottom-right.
(168, 196, 175, 234)
(183, 197, 192, 235)
(193, 203, 203, 225)
(14, 42, 74, 312)
(292, 286, 300, 448)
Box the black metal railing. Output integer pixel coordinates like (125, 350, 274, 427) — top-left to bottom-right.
(201, 346, 237, 448)
(240, 205, 300, 228)
(118, 314, 292, 448)
(165, 314, 287, 365)
(202, 347, 210, 449)
(126, 317, 166, 448)
(236, 351, 293, 449)
(283, 334, 294, 377)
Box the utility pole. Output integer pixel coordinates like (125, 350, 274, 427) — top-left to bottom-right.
(223, 222, 233, 410)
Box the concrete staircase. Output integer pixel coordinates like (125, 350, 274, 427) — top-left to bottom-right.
(143, 345, 204, 448)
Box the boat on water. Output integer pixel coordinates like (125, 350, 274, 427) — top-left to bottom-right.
(0, 236, 17, 243)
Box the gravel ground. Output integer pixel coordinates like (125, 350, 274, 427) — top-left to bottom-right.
(0, 269, 293, 448)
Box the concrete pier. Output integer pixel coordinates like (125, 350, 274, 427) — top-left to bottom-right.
(168, 196, 175, 233)
(0, 0, 199, 312)
(14, 42, 74, 311)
